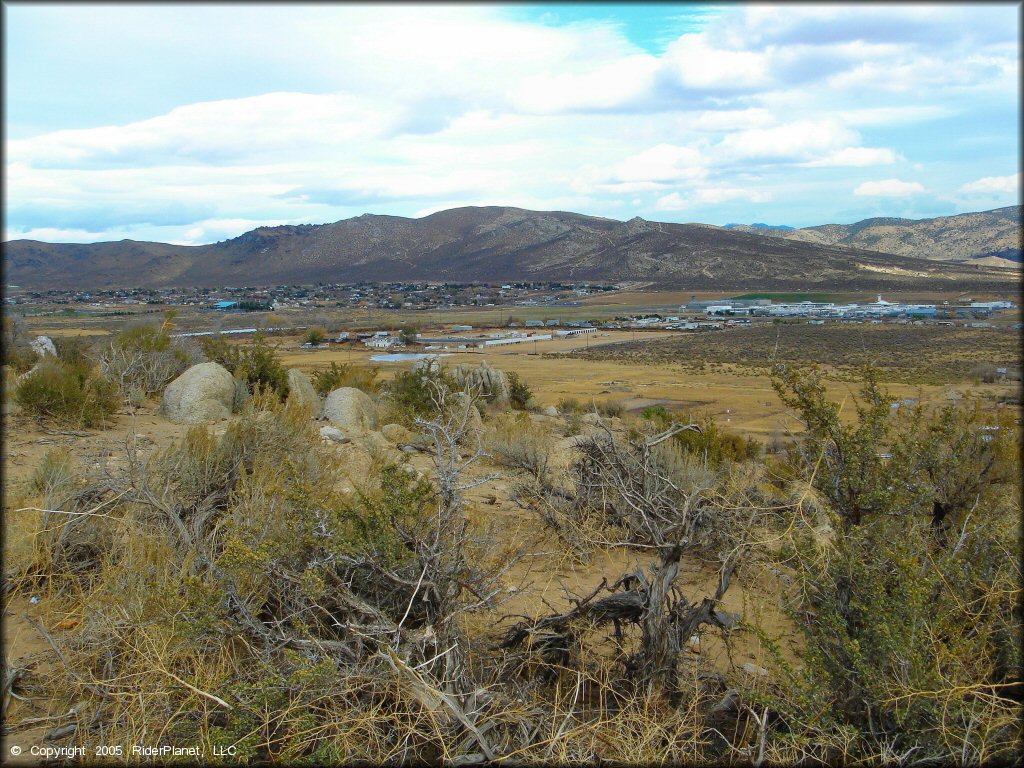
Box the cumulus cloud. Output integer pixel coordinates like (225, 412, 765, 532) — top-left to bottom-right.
(656, 186, 772, 210)
(715, 119, 859, 163)
(804, 147, 901, 167)
(959, 173, 1020, 196)
(3, 3, 1019, 240)
(854, 179, 925, 197)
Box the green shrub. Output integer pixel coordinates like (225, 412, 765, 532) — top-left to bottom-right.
(15, 358, 120, 428)
(597, 400, 624, 418)
(761, 366, 1022, 763)
(3, 344, 37, 374)
(642, 407, 760, 466)
(303, 326, 327, 345)
(311, 361, 380, 395)
(557, 396, 584, 415)
(506, 370, 533, 410)
(201, 331, 288, 398)
(386, 365, 454, 423)
(113, 323, 171, 353)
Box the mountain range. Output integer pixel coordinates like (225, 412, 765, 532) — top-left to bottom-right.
(721, 206, 1020, 265)
(4, 205, 1020, 291)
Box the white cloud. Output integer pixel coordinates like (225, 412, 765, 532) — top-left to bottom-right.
(854, 179, 925, 197)
(6, 226, 112, 243)
(804, 147, 901, 167)
(716, 119, 858, 162)
(608, 144, 707, 183)
(959, 173, 1020, 196)
(4, 3, 1020, 240)
(661, 34, 771, 90)
(656, 186, 771, 210)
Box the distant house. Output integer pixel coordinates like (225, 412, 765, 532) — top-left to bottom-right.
(364, 336, 397, 349)
(525, 319, 544, 327)
(212, 300, 238, 310)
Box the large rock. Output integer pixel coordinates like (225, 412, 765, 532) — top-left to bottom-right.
(30, 336, 57, 358)
(450, 392, 484, 434)
(287, 368, 322, 418)
(411, 355, 444, 376)
(319, 425, 351, 444)
(323, 387, 377, 431)
(452, 361, 509, 405)
(354, 430, 400, 460)
(381, 423, 413, 444)
(161, 362, 235, 424)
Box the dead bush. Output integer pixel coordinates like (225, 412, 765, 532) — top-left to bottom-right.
(485, 412, 552, 480)
(100, 323, 202, 397)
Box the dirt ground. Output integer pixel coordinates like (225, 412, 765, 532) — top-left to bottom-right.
(2, 391, 797, 758)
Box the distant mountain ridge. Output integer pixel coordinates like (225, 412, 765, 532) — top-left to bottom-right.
(720, 206, 1021, 264)
(4, 205, 1019, 290)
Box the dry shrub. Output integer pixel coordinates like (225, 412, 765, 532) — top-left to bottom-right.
(968, 361, 999, 384)
(14, 357, 120, 428)
(310, 361, 380, 395)
(484, 412, 551, 479)
(100, 323, 202, 397)
(596, 399, 625, 418)
(11, 388, 522, 762)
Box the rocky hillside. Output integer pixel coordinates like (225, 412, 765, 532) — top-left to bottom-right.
(723, 206, 1021, 264)
(4, 206, 1018, 290)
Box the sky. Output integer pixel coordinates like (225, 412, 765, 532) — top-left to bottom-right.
(3, 2, 1020, 245)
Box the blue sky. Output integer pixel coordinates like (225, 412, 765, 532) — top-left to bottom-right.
(4, 2, 1020, 244)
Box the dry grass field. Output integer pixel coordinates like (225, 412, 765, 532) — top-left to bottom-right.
(569, 322, 1023, 385)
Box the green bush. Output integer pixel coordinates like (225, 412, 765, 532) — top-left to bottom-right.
(597, 400, 624, 418)
(386, 365, 454, 423)
(557, 396, 584, 415)
(15, 358, 120, 428)
(201, 331, 288, 398)
(642, 407, 760, 466)
(54, 336, 96, 368)
(303, 326, 327, 345)
(506, 370, 533, 410)
(113, 324, 171, 354)
(311, 361, 380, 395)
(762, 365, 1022, 763)
(3, 344, 37, 374)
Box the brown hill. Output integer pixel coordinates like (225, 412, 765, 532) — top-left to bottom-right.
(723, 206, 1021, 263)
(4, 206, 1019, 290)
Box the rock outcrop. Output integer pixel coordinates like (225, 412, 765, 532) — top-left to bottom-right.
(411, 356, 444, 376)
(381, 423, 413, 444)
(319, 425, 351, 444)
(29, 336, 57, 359)
(286, 368, 322, 418)
(161, 362, 235, 424)
(323, 387, 377, 431)
(452, 360, 509, 404)
(450, 392, 485, 434)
